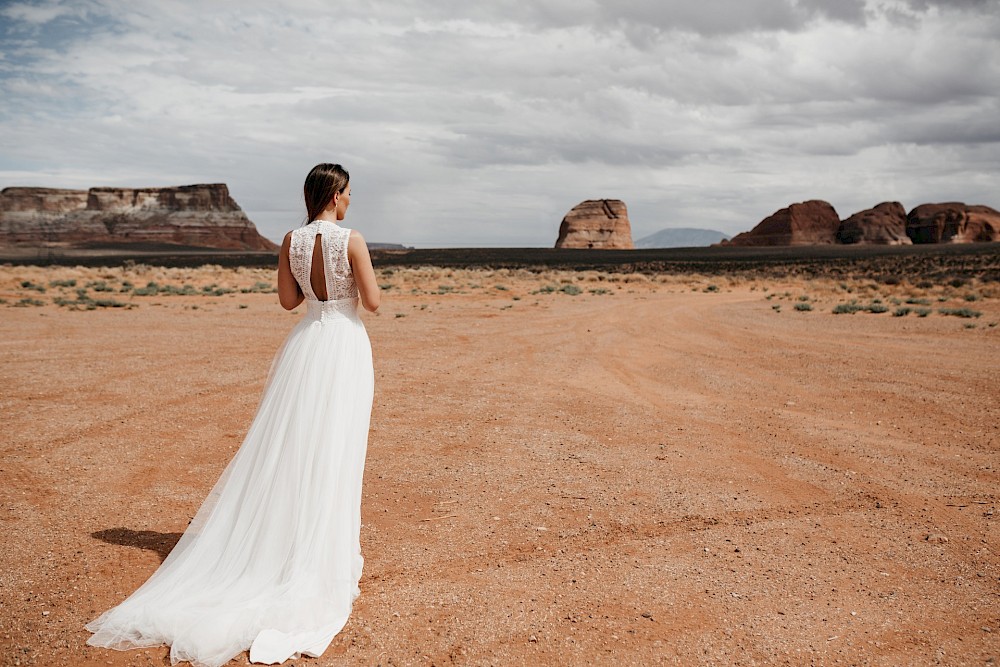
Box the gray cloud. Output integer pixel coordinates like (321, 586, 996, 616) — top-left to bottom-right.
(1, 0, 998, 246)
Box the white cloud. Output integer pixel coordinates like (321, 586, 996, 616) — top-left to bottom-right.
(1, 0, 998, 246)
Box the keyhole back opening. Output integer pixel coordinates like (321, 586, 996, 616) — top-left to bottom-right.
(310, 233, 328, 301)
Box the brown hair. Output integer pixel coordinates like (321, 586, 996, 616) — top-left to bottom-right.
(303, 163, 350, 222)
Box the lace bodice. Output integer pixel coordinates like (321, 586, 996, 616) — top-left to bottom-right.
(289, 221, 358, 302)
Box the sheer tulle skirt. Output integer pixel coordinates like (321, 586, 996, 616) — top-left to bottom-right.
(87, 298, 373, 667)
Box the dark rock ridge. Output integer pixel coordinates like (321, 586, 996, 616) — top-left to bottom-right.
(636, 227, 730, 248)
(0, 184, 278, 251)
(837, 202, 910, 245)
(555, 199, 634, 249)
(725, 200, 999, 246)
(726, 200, 840, 246)
(906, 203, 1000, 244)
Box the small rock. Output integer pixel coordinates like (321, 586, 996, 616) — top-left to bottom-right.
(529, 635, 538, 643)
(41, 611, 49, 617)
(641, 612, 652, 619)
(983, 627, 993, 633)
(925, 534, 949, 544)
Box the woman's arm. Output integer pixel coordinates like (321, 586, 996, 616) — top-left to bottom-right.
(348, 230, 380, 312)
(277, 231, 305, 311)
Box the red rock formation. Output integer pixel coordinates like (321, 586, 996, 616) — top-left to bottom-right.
(725, 200, 840, 246)
(555, 199, 634, 249)
(0, 184, 278, 251)
(836, 202, 911, 245)
(906, 203, 1000, 244)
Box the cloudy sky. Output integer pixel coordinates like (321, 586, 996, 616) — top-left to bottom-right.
(1, 0, 998, 247)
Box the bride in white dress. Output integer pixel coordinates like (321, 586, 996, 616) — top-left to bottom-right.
(86, 163, 381, 667)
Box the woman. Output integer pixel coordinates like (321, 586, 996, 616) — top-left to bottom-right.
(86, 163, 381, 666)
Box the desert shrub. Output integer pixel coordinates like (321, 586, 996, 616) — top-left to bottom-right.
(916, 307, 932, 317)
(881, 275, 902, 285)
(916, 280, 934, 289)
(906, 297, 931, 305)
(20, 280, 46, 293)
(533, 285, 557, 294)
(93, 298, 129, 308)
(494, 284, 508, 291)
(797, 295, 810, 302)
(15, 297, 45, 307)
(49, 279, 77, 288)
(161, 284, 197, 296)
(949, 278, 966, 288)
(893, 307, 912, 317)
(772, 304, 781, 312)
(794, 302, 813, 312)
(867, 303, 889, 314)
(939, 307, 982, 319)
(241, 281, 274, 294)
(560, 284, 582, 296)
(704, 284, 719, 292)
(133, 281, 160, 296)
(86, 280, 113, 292)
(832, 302, 863, 315)
(964, 293, 980, 302)
(589, 288, 611, 295)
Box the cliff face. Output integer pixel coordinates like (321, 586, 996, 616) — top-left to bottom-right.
(725, 200, 999, 246)
(837, 202, 911, 245)
(0, 184, 278, 251)
(555, 199, 634, 249)
(726, 200, 841, 246)
(906, 203, 1000, 244)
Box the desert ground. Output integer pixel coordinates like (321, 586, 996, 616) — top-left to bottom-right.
(1, 260, 998, 666)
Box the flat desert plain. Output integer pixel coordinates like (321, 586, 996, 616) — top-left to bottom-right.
(1, 263, 998, 666)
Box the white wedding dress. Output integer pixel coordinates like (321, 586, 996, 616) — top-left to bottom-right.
(86, 221, 374, 667)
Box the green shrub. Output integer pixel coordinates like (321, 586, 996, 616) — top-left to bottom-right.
(964, 293, 980, 302)
(906, 297, 931, 305)
(560, 284, 582, 296)
(939, 307, 982, 319)
(20, 280, 45, 293)
(704, 284, 719, 293)
(832, 302, 863, 314)
(893, 307, 912, 317)
(240, 281, 274, 294)
(867, 303, 889, 314)
(87, 280, 113, 292)
(916, 307, 932, 317)
(794, 302, 812, 312)
(15, 297, 45, 307)
(49, 279, 77, 288)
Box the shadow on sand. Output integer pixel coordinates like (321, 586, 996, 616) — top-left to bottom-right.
(92, 528, 182, 563)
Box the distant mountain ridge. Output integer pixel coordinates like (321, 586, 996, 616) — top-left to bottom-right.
(636, 227, 730, 248)
(0, 184, 277, 251)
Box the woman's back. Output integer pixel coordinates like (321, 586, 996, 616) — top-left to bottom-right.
(289, 221, 357, 302)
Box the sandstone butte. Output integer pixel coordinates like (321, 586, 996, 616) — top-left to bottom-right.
(724, 200, 1000, 246)
(0, 184, 278, 251)
(555, 199, 635, 249)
